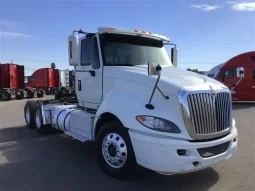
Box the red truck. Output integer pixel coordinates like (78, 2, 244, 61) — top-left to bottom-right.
(213, 51, 255, 102)
(0, 63, 44, 101)
(25, 68, 75, 96)
(25, 68, 60, 95)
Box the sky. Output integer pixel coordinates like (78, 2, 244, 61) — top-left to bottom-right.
(0, 0, 254, 75)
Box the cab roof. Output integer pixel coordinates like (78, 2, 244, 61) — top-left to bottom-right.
(222, 51, 255, 68)
(97, 27, 170, 42)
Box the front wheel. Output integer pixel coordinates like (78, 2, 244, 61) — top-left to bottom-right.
(96, 120, 136, 179)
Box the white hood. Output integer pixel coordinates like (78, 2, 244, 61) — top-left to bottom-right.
(103, 65, 226, 96)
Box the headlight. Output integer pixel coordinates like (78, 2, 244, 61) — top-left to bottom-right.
(136, 115, 181, 133)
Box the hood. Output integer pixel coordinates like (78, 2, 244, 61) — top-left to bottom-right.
(103, 65, 227, 96)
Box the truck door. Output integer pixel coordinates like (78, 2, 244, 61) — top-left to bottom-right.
(221, 68, 236, 89)
(252, 70, 255, 101)
(75, 35, 102, 109)
(236, 67, 255, 101)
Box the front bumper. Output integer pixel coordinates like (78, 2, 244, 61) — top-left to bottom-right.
(129, 127, 238, 175)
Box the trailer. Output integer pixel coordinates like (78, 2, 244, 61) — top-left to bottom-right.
(210, 51, 255, 102)
(0, 63, 44, 101)
(24, 27, 238, 179)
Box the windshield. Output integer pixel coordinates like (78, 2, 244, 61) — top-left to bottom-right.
(100, 33, 172, 66)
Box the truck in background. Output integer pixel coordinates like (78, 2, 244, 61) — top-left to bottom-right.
(24, 27, 238, 179)
(25, 68, 76, 96)
(209, 51, 255, 102)
(0, 63, 44, 101)
(203, 64, 223, 78)
(25, 68, 60, 95)
(54, 69, 76, 100)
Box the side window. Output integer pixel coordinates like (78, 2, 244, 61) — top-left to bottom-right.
(80, 38, 92, 66)
(224, 70, 234, 79)
(253, 71, 255, 79)
(92, 37, 100, 69)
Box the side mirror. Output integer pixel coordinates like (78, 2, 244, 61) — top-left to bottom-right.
(236, 67, 244, 78)
(68, 35, 79, 66)
(148, 62, 162, 76)
(171, 47, 178, 67)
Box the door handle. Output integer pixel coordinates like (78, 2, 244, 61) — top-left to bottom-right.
(78, 80, 81, 91)
(252, 86, 255, 89)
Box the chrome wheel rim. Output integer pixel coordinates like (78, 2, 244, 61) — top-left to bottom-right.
(25, 106, 30, 124)
(35, 108, 41, 128)
(102, 133, 128, 168)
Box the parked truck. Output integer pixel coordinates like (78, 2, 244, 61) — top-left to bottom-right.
(208, 51, 255, 102)
(25, 68, 76, 96)
(24, 27, 238, 179)
(0, 63, 44, 101)
(54, 69, 76, 100)
(25, 68, 60, 95)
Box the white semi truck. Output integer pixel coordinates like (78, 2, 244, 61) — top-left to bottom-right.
(24, 27, 238, 179)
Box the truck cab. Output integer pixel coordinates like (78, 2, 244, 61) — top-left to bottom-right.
(214, 51, 255, 102)
(24, 27, 238, 179)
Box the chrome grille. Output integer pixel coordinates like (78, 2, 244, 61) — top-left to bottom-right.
(187, 92, 231, 135)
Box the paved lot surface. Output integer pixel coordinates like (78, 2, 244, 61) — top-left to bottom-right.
(0, 97, 254, 191)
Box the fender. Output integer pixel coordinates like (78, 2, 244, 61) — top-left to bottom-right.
(93, 88, 191, 141)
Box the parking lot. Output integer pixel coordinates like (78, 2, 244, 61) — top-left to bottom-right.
(0, 97, 254, 191)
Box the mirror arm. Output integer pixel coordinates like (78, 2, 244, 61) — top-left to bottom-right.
(230, 78, 243, 92)
(157, 86, 169, 100)
(145, 74, 161, 110)
(164, 42, 177, 48)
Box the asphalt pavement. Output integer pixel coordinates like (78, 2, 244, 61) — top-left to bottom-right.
(0, 97, 254, 191)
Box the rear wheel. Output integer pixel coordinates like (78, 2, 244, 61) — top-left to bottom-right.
(55, 92, 61, 100)
(35, 102, 54, 134)
(37, 90, 43, 98)
(96, 120, 136, 179)
(24, 100, 37, 129)
(61, 88, 68, 94)
(54, 88, 60, 94)
(26, 89, 34, 98)
(16, 90, 24, 100)
(1, 90, 11, 101)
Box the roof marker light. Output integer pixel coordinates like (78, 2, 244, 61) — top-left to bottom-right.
(134, 30, 139, 32)
(142, 30, 146, 33)
(107, 27, 115, 31)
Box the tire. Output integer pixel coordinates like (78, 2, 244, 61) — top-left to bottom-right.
(96, 120, 136, 179)
(16, 90, 24, 100)
(61, 88, 68, 94)
(55, 92, 61, 100)
(37, 90, 43, 98)
(26, 89, 34, 99)
(54, 88, 60, 94)
(34, 102, 54, 134)
(45, 88, 50, 95)
(24, 100, 37, 129)
(1, 90, 11, 101)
